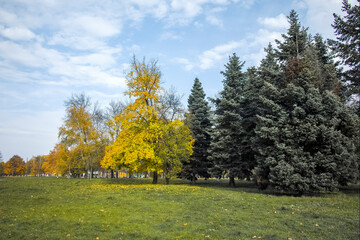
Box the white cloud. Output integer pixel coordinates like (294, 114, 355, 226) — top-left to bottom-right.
(160, 32, 182, 41)
(66, 15, 120, 38)
(258, 13, 289, 29)
(0, 9, 19, 26)
(199, 41, 244, 69)
(174, 57, 195, 71)
(294, 0, 358, 38)
(248, 29, 283, 48)
(0, 26, 36, 41)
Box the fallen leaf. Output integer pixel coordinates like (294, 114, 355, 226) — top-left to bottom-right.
(66, 234, 70, 237)
(184, 223, 188, 226)
(315, 224, 319, 227)
(252, 236, 257, 239)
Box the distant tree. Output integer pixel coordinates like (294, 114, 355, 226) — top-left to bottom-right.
(27, 155, 46, 176)
(59, 93, 101, 178)
(0, 162, 4, 176)
(4, 155, 26, 176)
(105, 100, 127, 142)
(180, 78, 212, 183)
(210, 53, 247, 187)
(329, 0, 360, 114)
(42, 144, 68, 176)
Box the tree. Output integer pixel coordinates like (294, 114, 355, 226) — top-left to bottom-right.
(0, 152, 4, 175)
(26, 155, 45, 176)
(329, 0, 360, 114)
(59, 93, 101, 178)
(42, 144, 68, 176)
(253, 10, 359, 193)
(210, 53, 247, 187)
(0, 162, 4, 176)
(4, 155, 26, 176)
(157, 88, 194, 184)
(105, 100, 127, 142)
(181, 78, 212, 183)
(102, 57, 193, 184)
(103, 57, 161, 183)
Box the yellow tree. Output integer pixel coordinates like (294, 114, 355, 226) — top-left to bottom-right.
(26, 155, 45, 176)
(42, 144, 68, 176)
(157, 88, 194, 184)
(102, 57, 194, 184)
(59, 94, 101, 178)
(102, 57, 163, 183)
(4, 155, 26, 176)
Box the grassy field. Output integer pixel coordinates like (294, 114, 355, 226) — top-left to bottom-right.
(0, 177, 359, 240)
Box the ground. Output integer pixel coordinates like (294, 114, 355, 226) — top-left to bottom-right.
(0, 177, 359, 239)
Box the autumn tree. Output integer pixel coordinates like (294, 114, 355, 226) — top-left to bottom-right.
(102, 57, 193, 184)
(42, 144, 68, 176)
(102, 57, 165, 183)
(59, 94, 101, 178)
(4, 155, 26, 176)
(26, 155, 45, 176)
(0, 162, 4, 176)
(157, 88, 194, 184)
(0, 152, 3, 176)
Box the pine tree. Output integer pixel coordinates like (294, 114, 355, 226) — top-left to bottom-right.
(210, 53, 247, 187)
(254, 10, 359, 193)
(181, 78, 212, 183)
(329, 0, 360, 115)
(238, 45, 281, 187)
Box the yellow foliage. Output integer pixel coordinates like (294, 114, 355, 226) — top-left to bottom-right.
(102, 57, 194, 177)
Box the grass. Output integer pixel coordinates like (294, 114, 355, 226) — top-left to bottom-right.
(0, 177, 359, 240)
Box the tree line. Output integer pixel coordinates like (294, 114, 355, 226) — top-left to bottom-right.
(1, 2, 359, 194)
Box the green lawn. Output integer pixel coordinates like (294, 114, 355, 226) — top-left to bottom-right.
(0, 177, 359, 240)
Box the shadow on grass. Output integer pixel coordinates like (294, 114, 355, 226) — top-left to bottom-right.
(101, 177, 360, 197)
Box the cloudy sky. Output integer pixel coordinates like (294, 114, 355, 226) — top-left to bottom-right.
(0, 0, 355, 161)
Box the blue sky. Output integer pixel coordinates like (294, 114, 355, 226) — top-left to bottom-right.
(0, 0, 355, 161)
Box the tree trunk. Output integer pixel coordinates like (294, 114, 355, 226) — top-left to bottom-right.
(90, 167, 93, 179)
(165, 177, 170, 185)
(191, 173, 196, 185)
(229, 176, 236, 187)
(152, 171, 158, 184)
(111, 169, 114, 178)
(116, 170, 118, 178)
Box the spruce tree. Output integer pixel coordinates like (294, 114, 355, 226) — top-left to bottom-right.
(181, 78, 212, 183)
(329, 0, 360, 115)
(254, 10, 359, 193)
(210, 53, 247, 187)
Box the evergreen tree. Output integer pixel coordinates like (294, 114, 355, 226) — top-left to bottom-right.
(309, 34, 340, 94)
(275, 10, 308, 86)
(255, 68, 359, 193)
(181, 78, 212, 183)
(329, 0, 360, 114)
(254, 10, 359, 193)
(238, 45, 281, 187)
(210, 53, 247, 187)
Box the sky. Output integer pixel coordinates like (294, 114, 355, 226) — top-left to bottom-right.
(0, 0, 356, 162)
